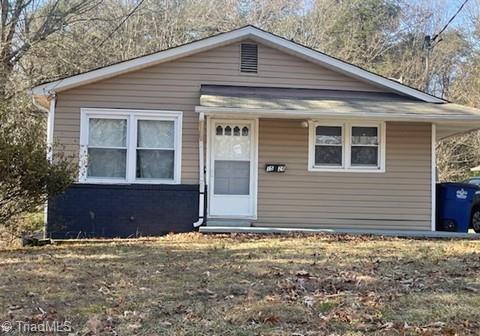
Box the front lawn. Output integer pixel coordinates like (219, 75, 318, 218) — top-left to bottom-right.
(1, 233, 479, 335)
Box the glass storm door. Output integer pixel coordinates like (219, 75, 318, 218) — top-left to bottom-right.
(209, 120, 255, 218)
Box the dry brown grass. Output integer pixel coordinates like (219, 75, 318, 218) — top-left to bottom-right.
(1, 233, 480, 335)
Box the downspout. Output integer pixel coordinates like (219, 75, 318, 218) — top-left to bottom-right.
(41, 94, 56, 238)
(193, 112, 206, 227)
(46, 94, 56, 162)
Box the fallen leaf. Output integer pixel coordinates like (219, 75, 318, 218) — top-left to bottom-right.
(159, 321, 172, 327)
(380, 322, 394, 329)
(8, 305, 23, 311)
(423, 321, 446, 328)
(98, 286, 110, 295)
(263, 315, 280, 324)
(303, 295, 315, 308)
(295, 270, 311, 278)
(464, 286, 479, 293)
(85, 315, 103, 334)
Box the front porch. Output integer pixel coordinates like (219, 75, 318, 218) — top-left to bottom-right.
(196, 85, 480, 232)
(197, 86, 438, 231)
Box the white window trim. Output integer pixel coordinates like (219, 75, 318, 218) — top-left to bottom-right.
(309, 122, 345, 169)
(308, 120, 386, 173)
(79, 108, 182, 184)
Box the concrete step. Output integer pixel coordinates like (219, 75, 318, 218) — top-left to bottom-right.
(199, 226, 480, 239)
(206, 219, 252, 227)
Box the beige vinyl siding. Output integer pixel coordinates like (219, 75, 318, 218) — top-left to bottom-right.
(53, 38, 433, 230)
(54, 40, 381, 184)
(255, 120, 432, 230)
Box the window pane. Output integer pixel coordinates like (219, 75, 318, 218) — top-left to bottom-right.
(136, 149, 174, 179)
(89, 118, 127, 147)
(137, 120, 174, 148)
(315, 146, 342, 166)
(352, 127, 378, 145)
(214, 160, 250, 195)
(316, 126, 342, 145)
(351, 146, 378, 166)
(87, 148, 126, 178)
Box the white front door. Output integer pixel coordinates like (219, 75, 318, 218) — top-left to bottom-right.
(209, 119, 257, 218)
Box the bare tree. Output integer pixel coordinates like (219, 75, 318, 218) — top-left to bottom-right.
(3, 0, 480, 185)
(0, 0, 101, 98)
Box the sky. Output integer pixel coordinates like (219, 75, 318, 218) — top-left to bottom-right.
(301, 0, 477, 33)
(405, 0, 477, 32)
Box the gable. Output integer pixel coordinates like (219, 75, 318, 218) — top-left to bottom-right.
(60, 39, 385, 96)
(32, 26, 444, 103)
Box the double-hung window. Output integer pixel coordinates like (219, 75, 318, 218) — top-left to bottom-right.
(87, 117, 128, 179)
(350, 126, 379, 167)
(136, 119, 176, 180)
(314, 125, 344, 167)
(309, 121, 385, 172)
(80, 109, 182, 183)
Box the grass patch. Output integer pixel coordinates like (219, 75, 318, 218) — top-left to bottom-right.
(0, 233, 479, 335)
(316, 300, 338, 314)
(227, 300, 310, 324)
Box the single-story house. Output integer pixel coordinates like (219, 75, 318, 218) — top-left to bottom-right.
(32, 26, 480, 238)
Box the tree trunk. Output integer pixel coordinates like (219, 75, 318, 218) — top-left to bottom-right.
(0, 56, 13, 99)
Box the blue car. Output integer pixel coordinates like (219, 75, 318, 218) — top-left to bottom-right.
(463, 177, 480, 233)
(464, 177, 480, 187)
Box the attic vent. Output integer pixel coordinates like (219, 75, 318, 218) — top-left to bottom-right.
(240, 43, 258, 73)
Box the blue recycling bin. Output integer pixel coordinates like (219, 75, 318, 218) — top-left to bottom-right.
(436, 183, 479, 232)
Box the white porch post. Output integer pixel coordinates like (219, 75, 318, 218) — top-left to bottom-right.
(431, 123, 437, 231)
(193, 112, 206, 227)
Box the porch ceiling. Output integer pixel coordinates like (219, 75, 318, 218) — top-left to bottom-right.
(198, 85, 480, 140)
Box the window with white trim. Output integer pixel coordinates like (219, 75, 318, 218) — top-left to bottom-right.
(136, 119, 175, 180)
(87, 117, 128, 179)
(350, 126, 379, 167)
(309, 121, 385, 172)
(314, 125, 344, 167)
(80, 109, 182, 183)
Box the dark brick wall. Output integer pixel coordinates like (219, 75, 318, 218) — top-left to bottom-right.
(47, 184, 199, 239)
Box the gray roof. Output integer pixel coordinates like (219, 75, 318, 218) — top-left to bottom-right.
(198, 85, 480, 139)
(200, 85, 480, 119)
(200, 85, 419, 101)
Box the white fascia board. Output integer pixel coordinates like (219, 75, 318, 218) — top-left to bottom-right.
(33, 26, 444, 103)
(32, 27, 255, 95)
(195, 106, 480, 122)
(246, 30, 444, 103)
